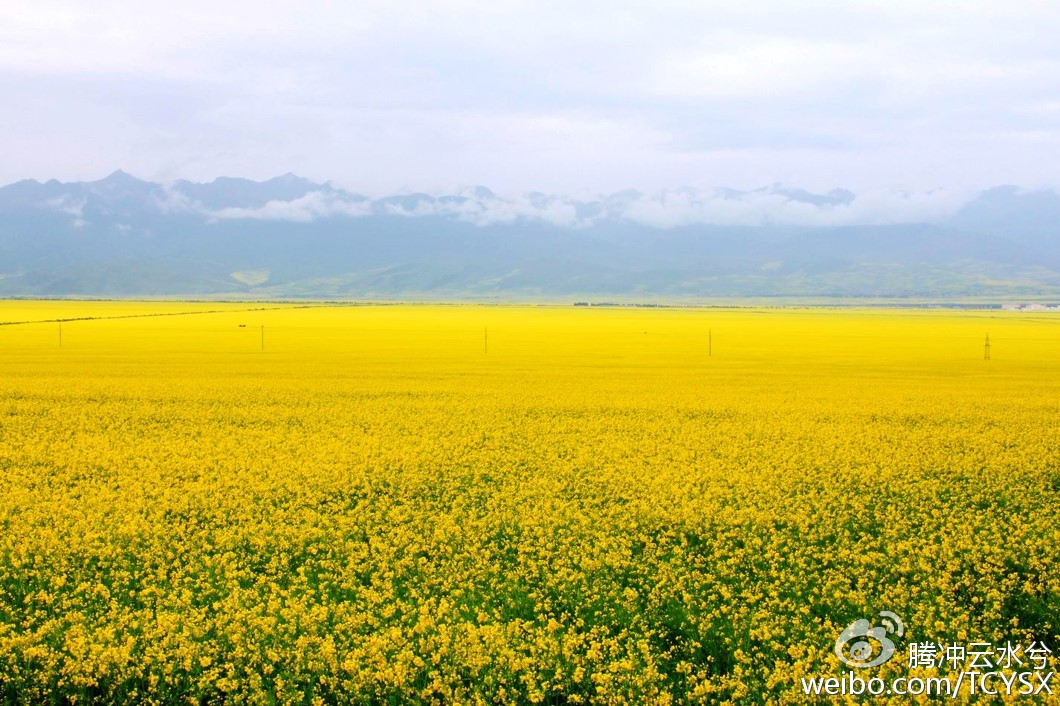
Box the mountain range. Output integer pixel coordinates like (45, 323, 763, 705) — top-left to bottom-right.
(1, 171, 1058, 299)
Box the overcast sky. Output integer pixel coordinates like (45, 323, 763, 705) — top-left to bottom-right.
(2, 1, 1059, 196)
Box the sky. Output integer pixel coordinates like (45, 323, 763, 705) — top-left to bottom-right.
(2, 1, 1060, 197)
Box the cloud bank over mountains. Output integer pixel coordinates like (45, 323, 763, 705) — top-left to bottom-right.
(5, 171, 977, 230)
(0, 171, 1058, 299)
(181, 176, 974, 229)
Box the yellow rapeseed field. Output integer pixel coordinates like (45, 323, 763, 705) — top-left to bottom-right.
(0, 302, 1057, 704)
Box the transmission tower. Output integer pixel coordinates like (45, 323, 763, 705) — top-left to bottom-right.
(984, 333, 990, 360)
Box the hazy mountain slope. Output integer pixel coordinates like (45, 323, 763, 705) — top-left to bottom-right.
(0, 173, 1057, 298)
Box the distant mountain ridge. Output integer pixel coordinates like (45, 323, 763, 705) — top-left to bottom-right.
(0, 172, 1058, 298)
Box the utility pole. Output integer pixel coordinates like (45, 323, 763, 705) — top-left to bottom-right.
(984, 333, 990, 360)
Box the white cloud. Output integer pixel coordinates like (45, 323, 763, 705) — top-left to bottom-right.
(154, 188, 199, 214)
(42, 195, 85, 218)
(376, 190, 584, 227)
(604, 187, 972, 229)
(211, 192, 371, 222)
